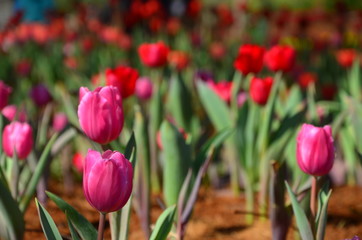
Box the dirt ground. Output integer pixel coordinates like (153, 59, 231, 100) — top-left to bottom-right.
(24, 181, 362, 240)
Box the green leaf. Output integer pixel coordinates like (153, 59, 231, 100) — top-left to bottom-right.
(194, 128, 233, 172)
(197, 81, 232, 131)
(161, 121, 191, 206)
(315, 187, 332, 240)
(285, 182, 314, 240)
(168, 73, 193, 131)
(124, 132, 137, 168)
(149, 205, 177, 240)
(0, 180, 24, 240)
(19, 133, 59, 212)
(46, 192, 97, 240)
(349, 59, 360, 100)
(35, 199, 63, 240)
(66, 213, 81, 240)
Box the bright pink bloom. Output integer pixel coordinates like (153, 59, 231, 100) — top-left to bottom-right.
(264, 45, 296, 72)
(138, 42, 169, 68)
(2, 121, 33, 160)
(249, 77, 273, 105)
(52, 113, 68, 132)
(78, 86, 124, 144)
(0, 81, 12, 110)
(207, 81, 233, 102)
(296, 124, 334, 176)
(135, 77, 153, 100)
(83, 149, 133, 213)
(29, 84, 52, 106)
(2, 105, 27, 122)
(234, 44, 265, 75)
(105, 66, 139, 99)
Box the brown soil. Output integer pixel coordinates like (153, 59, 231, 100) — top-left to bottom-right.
(24, 181, 362, 240)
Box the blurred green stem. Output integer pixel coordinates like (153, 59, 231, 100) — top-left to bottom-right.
(97, 212, 106, 240)
(149, 69, 163, 193)
(10, 156, 19, 200)
(310, 176, 318, 235)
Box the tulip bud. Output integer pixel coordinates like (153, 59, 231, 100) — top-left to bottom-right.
(83, 149, 133, 213)
(105, 65, 139, 99)
(264, 45, 296, 72)
(52, 113, 68, 132)
(0, 81, 12, 110)
(2, 105, 27, 122)
(78, 86, 124, 144)
(207, 80, 233, 102)
(135, 77, 153, 100)
(29, 84, 52, 106)
(72, 152, 84, 173)
(249, 76, 273, 106)
(296, 124, 335, 176)
(335, 49, 356, 68)
(138, 41, 169, 68)
(234, 44, 265, 75)
(2, 121, 33, 160)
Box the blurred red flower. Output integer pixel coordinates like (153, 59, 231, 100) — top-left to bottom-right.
(249, 76, 273, 105)
(234, 44, 265, 75)
(105, 65, 139, 99)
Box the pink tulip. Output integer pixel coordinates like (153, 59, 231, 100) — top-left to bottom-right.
(0, 81, 12, 110)
(78, 86, 124, 144)
(52, 113, 68, 132)
(2, 105, 27, 122)
(2, 121, 33, 160)
(296, 124, 334, 176)
(83, 149, 133, 213)
(135, 77, 153, 100)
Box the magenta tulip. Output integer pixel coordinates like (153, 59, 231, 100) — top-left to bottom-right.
(83, 149, 133, 213)
(296, 124, 335, 176)
(2, 121, 33, 160)
(135, 77, 153, 100)
(0, 81, 12, 110)
(78, 86, 124, 144)
(29, 84, 52, 106)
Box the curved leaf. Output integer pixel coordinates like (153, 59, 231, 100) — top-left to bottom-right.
(149, 205, 177, 240)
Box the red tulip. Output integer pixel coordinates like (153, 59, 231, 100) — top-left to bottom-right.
(168, 51, 190, 70)
(249, 77, 273, 105)
(207, 81, 233, 103)
(298, 72, 317, 89)
(138, 42, 169, 68)
(234, 44, 265, 75)
(296, 124, 334, 176)
(2, 121, 33, 160)
(264, 45, 296, 72)
(335, 49, 357, 68)
(72, 152, 84, 173)
(105, 66, 139, 99)
(0, 81, 12, 110)
(78, 86, 124, 144)
(83, 149, 133, 213)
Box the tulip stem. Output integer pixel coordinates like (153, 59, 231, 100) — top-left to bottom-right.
(310, 176, 318, 232)
(97, 212, 106, 240)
